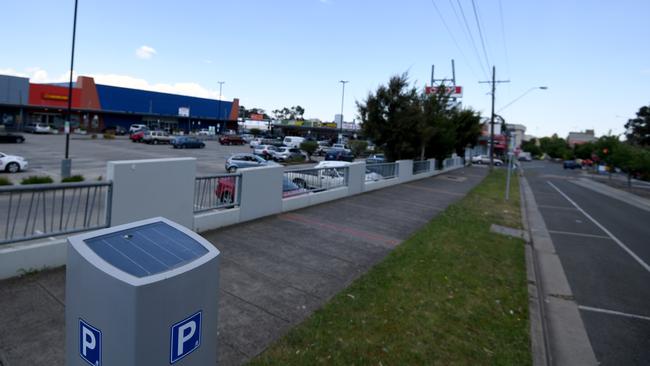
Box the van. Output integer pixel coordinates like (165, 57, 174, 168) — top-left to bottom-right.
(283, 136, 305, 148)
(129, 124, 147, 134)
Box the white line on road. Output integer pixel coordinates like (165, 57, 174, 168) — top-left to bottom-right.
(547, 181, 650, 273)
(547, 230, 611, 240)
(578, 305, 650, 322)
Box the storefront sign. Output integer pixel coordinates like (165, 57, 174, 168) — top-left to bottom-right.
(42, 93, 69, 101)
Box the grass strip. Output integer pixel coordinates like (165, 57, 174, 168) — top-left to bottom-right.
(250, 170, 530, 365)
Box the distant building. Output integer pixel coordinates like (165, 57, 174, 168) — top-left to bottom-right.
(567, 129, 597, 147)
(505, 124, 526, 150)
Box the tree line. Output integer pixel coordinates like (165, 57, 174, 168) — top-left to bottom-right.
(521, 104, 650, 183)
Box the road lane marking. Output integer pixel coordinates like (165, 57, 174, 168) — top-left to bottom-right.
(578, 305, 650, 322)
(537, 204, 579, 211)
(547, 230, 611, 240)
(548, 181, 650, 273)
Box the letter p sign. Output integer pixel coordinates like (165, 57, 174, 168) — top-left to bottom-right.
(79, 319, 101, 366)
(170, 311, 202, 364)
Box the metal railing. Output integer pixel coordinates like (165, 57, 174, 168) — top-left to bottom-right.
(284, 166, 349, 193)
(413, 160, 431, 174)
(366, 162, 398, 181)
(194, 174, 242, 213)
(0, 181, 112, 245)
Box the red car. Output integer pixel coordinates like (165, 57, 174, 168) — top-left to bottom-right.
(130, 130, 146, 143)
(218, 135, 245, 145)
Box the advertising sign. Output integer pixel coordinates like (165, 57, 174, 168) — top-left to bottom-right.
(425, 85, 463, 97)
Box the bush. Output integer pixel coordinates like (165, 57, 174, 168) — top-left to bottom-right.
(21, 176, 54, 185)
(300, 140, 318, 160)
(0, 177, 12, 186)
(103, 132, 115, 139)
(61, 175, 85, 183)
(349, 140, 368, 157)
(91, 134, 97, 139)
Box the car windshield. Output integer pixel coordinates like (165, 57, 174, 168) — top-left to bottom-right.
(283, 177, 300, 191)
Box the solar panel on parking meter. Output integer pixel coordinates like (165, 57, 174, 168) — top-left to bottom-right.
(65, 217, 219, 366)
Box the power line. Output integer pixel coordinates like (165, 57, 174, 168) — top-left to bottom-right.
(428, 0, 480, 83)
(498, 0, 511, 80)
(453, 0, 488, 80)
(470, 0, 491, 72)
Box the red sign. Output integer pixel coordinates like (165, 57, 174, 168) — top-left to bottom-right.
(425, 85, 463, 97)
(250, 113, 264, 121)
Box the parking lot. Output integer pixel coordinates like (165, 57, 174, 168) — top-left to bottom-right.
(0, 134, 321, 183)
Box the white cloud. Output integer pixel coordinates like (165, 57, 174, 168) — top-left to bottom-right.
(135, 45, 157, 60)
(0, 67, 72, 83)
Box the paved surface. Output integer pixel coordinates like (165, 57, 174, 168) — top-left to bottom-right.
(0, 134, 323, 183)
(0, 166, 486, 366)
(523, 161, 650, 365)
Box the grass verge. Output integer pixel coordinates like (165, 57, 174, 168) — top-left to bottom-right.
(249, 170, 530, 365)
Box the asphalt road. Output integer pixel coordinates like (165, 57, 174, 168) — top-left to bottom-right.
(523, 160, 650, 365)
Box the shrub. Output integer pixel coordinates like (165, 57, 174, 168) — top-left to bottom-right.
(103, 132, 115, 139)
(91, 134, 97, 139)
(61, 175, 85, 183)
(300, 140, 318, 160)
(349, 140, 368, 157)
(0, 177, 12, 186)
(21, 176, 54, 185)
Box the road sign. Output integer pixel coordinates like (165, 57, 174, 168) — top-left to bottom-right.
(425, 85, 463, 97)
(170, 311, 202, 364)
(79, 319, 102, 366)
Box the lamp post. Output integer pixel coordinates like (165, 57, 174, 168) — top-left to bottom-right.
(217, 81, 225, 132)
(62, 0, 79, 179)
(339, 80, 348, 144)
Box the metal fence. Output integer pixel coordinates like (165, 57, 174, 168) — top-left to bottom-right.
(413, 160, 431, 174)
(284, 166, 349, 193)
(366, 162, 398, 181)
(194, 174, 242, 212)
(0, 181, 112, 245)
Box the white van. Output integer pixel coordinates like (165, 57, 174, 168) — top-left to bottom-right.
(283, 136, 305, 148)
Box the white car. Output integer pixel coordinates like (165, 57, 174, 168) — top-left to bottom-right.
(472, 155, 503, 166)
(196, 129, 214, 136)
(288, 161, 382, 190)
(249, 138, 263, 148)
(253, 144, 278, 158)
(0, 152, 28, 173)
(129, 124, 147, 134)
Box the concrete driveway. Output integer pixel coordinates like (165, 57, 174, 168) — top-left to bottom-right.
(0, 166, 486, 366)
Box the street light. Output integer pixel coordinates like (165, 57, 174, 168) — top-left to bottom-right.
(339, 80, 349, 144)
(217, 81, 225, 131)
(62, 0, 79, 179)
(497, 86, 548, 113)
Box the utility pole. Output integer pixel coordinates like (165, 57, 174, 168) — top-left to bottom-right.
(339, 80, 348, 144)
(479, 66, 509, 170)
(61, 0, 79, 179)
(217, 81, 224, 132)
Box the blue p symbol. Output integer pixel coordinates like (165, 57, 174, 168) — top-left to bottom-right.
(79, 319, 101, 366)
(170, 311, 202, 364)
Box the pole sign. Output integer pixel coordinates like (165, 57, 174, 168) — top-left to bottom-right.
(178, 107, 190, 117)
(65, 121, 70, 134)
(425, 85, 463, 97)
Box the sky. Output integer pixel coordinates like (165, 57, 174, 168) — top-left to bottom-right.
(1, 0, 649, 138)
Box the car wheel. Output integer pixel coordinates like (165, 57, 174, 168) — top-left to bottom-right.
(227, 166, 237, 173)
(6, 162, 20, 173)
(17, 137, 25, 143)
(293, 178, 307, 188)
(153, 139, 159, 145)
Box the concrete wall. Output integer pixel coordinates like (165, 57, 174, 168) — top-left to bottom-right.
(238, 165, 284, 222)
(397, 160, 414, 183)
(0, 239, 67, 279)
(107, 158, 196, 229)
(347, 162, 365, 195)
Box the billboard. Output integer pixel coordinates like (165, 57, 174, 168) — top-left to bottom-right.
(425, 85, 463, 97)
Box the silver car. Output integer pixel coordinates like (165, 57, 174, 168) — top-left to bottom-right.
(225, 153, 278, 173)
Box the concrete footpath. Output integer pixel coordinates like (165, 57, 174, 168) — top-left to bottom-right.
(0, 167, 487, 366)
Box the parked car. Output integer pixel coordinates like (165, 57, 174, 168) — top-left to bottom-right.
(253, 145, 278, 159)
(129, 124, 147, 134)
(23, 123, 52, 134)
(216, 175, 307, 203)
(219, 135, 245, 145)
(325, 149, 355, 162)
(249, 138, 263, 148)
(472, 155, 504, 166)
(329, 143, 351, 153)
(282, 136, 305, 148)
(129, 129, 147, 142)
(315, 141, 330, 156)
(225, 153, 278, 173)
(0, 131, 25, 143)
(563, 160, 581, 169)
(282, 176, 308, 198)
(366, 154, 386, 164)
(289, 161, 381, 190)
(271, 147, 305, 162)
(172, 136, 205, 149)
(0, 152, 28, 173)
(143, 130, 173, 144)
